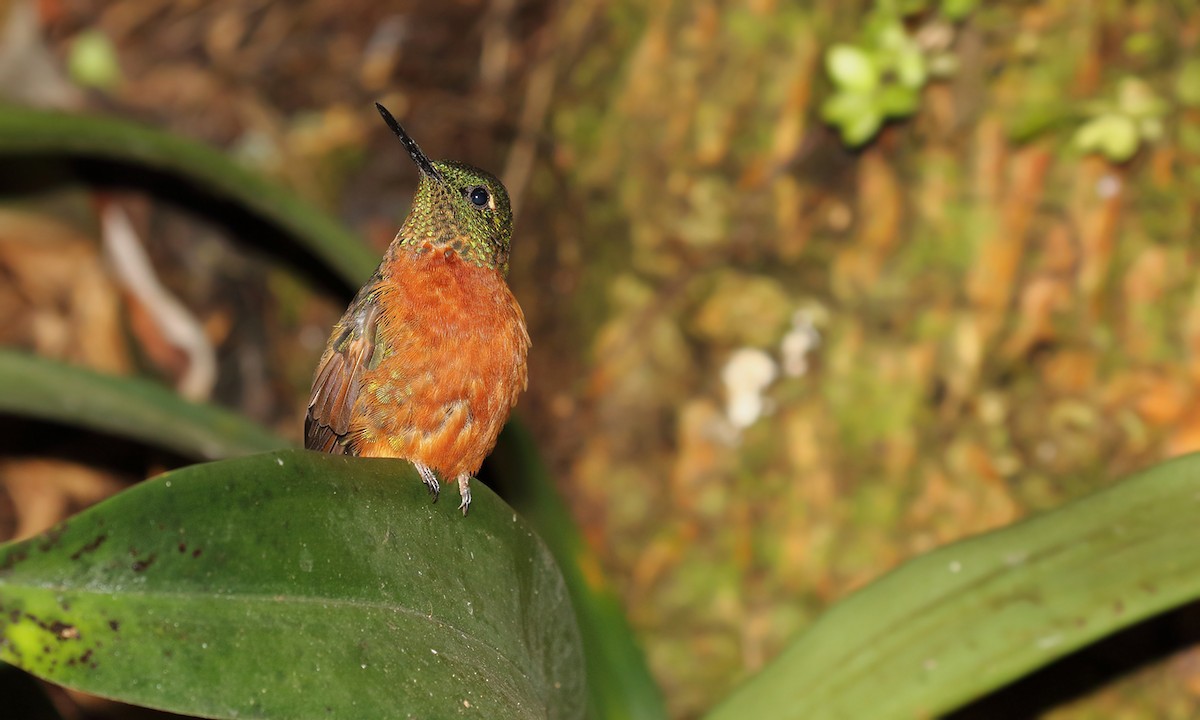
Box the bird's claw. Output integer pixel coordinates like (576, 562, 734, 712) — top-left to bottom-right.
(456, 474, 472, 516)
(416, 463, 440, 502)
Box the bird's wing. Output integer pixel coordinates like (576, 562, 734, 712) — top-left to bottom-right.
(305, 298, 381, 454)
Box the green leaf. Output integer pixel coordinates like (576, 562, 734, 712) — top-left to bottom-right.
(1006, 99, 1071, 143)
(1074, 113, 1139, 161)
(0, 106, 378, 289)
(820, 91, 869, 125)
(705, 454, 1200, 720)
(940, 0, 979, 21)
(890, 45, 927, 90)
(0, 450, 585, 720)
(877, 84, 921, 118)
(821, 92, 884, 146)
(826, 45, 878, 92)
(492, 424, 668, 720)
(1116, 76, 1167, 119)
(841, 112, 885, 147)
(0, 350, 286, 460)
(1176, 59, 1200, 108)
(66, 30, 122, 91)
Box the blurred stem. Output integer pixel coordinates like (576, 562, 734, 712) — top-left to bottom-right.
(493, 422, 668, 720)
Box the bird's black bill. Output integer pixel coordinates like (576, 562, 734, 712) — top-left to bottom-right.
(374, 102, 442, 182)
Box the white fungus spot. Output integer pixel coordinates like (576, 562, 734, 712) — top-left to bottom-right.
(1096, 173, 1121, 199)
(948, 560, 962, 573)
(780, 309, 821, 377)
(722, 348, 778, 429)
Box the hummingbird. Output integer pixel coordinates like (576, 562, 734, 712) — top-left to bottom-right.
(305, 103, 530, 515)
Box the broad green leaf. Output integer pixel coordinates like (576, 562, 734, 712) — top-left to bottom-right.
(0, 350, 286, 460)
(0, 450, 585, 720)
(0, 106, 377, 289)
(493, 424, 668, 720)
(705, 453, 1200, 720)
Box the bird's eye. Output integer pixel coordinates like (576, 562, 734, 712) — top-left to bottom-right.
(467, 186, 490, 208)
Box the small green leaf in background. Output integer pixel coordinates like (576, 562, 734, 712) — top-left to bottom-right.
(940, 0, 979, 21)
(1177, 59, 1200, 107)
(0, 450, 585, 720)
(1075, 113, 1140, 162)
(67, 30, 122, 92)
(493, 423, 669, 720)
(820, 13, 931, 147)
(827, 45, 878, 92)
(875, 23, 926, 89)
(1073, 76, 1168, 162)
(820, 90, 884, 146)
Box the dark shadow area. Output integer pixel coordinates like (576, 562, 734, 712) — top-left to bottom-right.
(0, 664, 62, 720)
(947, 599, 1200, 718)
(0, 415, 191, 480)
(480, 422, 548, 511)
(0, 155, 354, 302)
(479, 430, 522, 507)
(0, 664, 194, 719)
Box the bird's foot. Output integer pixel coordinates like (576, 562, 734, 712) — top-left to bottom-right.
(456, 474, 472, 516)
(415, 462, 439, 502)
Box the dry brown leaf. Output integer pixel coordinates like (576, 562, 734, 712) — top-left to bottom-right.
(0, 208, 129, 372)
(0, 459, 126, 541)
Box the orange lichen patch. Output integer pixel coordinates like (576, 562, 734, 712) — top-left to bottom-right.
(576, 548, 610, 595)
(1121, 245, 1172, 361)
(831, 147, 902, 296)
(1038, 350, 1098, 396)
(1166, 408, 1200, 458)
(1072, 158, 1124, 314)
(1128, 371, 1191, 429)
(670, 399, 731, 514)
(968, 145, 1053, 345)
(1170, 646, 1200, 699)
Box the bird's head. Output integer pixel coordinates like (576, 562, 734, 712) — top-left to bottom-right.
(376, 103, 514, 275)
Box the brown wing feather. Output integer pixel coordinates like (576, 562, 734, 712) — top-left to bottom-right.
(305, 300, 380, 454)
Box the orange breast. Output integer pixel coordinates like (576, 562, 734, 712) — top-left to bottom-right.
(348, 247, 529, 478)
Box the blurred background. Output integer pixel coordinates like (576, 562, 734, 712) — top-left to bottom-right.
(2, 0, 1200, 717)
